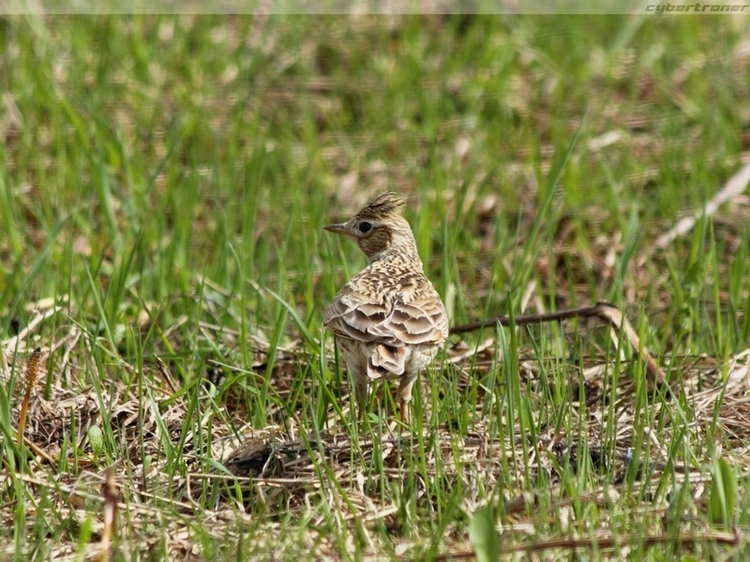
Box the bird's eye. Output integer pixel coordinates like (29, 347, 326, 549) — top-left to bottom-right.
(358, 221, 372, 233)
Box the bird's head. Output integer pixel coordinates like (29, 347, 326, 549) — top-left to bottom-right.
(324, 192, 416, 262)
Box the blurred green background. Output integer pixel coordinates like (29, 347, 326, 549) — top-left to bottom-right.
(2, 14, 750, 559)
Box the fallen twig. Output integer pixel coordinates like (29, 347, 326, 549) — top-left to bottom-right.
(449, 301, 666, 386)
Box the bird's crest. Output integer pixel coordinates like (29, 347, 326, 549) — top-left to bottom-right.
(356, 192, 406, 220)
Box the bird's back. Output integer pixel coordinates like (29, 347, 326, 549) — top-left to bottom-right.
(325, 250, 448, 358)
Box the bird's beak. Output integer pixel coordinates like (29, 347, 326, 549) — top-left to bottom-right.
(324, 223, 352, 237)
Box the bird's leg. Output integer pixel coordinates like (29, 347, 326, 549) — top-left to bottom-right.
(396, 376, 417, 425)
(353, 377, 369, 422)
(398, 398, 410, 425)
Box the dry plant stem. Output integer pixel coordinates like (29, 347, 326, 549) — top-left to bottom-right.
(428, 529, 740, 560)
(654, 160, 750, 249)
(16, 347, 42, 449)
(449, 301, 667, 386)
(94, 467, 118, 562)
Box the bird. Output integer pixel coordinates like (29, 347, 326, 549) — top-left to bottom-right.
(323, 192, 449, 424)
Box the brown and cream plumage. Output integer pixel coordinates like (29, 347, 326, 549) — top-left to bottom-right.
(324, 192, 448, 423)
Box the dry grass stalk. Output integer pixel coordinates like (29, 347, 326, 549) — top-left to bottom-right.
(93, 467, 118, 562)
(655, 160, 750, 249)
(16, 347, 42, 449)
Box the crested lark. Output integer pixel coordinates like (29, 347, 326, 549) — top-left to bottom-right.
(324, 192, 449, 423)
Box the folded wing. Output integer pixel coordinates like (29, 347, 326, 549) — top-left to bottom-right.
(325, 286, 448, 378)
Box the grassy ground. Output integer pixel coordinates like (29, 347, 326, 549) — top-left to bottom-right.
(1, 13, 750, 561)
